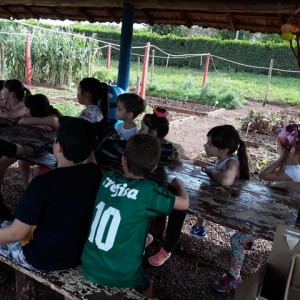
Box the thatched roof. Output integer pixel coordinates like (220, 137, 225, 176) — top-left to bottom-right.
(0, 1, 299, 33)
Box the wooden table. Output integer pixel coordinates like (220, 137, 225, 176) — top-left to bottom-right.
(100, 160, 300, 241)
(1, 121, 299, 241)
(0, 121, 57, 168)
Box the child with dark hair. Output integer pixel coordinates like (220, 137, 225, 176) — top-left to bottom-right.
(0, 117, 102, 272)
(18, 94, 62, 188)
(116, 93, 146, 140)
(191, 124, 250, 239)
(0, 79, 31, 120)
(0, 80, 32, 194)
(77, 77, 109, 122)
(188, 124, 250, 293)
(139, 107, 186, 161)
(81, 134, 189, 297)
(19, 94, 62, 131)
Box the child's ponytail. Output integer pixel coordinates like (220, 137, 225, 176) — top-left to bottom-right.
(237, 138, 250, 180)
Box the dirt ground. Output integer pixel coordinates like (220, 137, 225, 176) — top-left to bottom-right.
(1, 96, 300, 299)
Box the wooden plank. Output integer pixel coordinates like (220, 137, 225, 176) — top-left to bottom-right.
(0, 256, 144, 299)
(99, 160, 300, 241)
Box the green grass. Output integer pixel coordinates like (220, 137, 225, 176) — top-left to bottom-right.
(27, 58, 300, 109)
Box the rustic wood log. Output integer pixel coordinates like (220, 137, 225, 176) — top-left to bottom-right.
(0, 256, 144, 299)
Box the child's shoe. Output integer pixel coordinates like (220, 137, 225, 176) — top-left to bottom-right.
(212, 272, 241, 293)
(148, 247, 171, 266)
(189, 225, 208, 239)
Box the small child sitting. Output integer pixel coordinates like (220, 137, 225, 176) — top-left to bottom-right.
(81, 134, 189, 296)
(115, 93, 146, 140)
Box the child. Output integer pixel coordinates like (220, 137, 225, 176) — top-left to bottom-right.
(0, 80, 31, 192)
(190, 125, 251, 293)
(0, 79, 31, 120)
(259, 124, 300, 183)
(18, 94, 62, 131)
(0, 139, 25, 284)
(0, 117, 102, 271)
(116, 93, 146, 140)
(139, 107, 183, 161)
(77, 77, 109, 123)
(18, 94, 62, 188)
(138, 108, 187, 267)
(190, 125, 250, 240)
(81, 134, 189, 296)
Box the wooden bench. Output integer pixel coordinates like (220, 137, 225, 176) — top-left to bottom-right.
(0, 255, 144, 300)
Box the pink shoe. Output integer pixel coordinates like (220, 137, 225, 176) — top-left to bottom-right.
(148, 247, 171, 266)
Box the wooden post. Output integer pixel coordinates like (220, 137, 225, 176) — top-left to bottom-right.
(25, 35, 32, 85)
(140, 42, 150, 99)
(166, 54, 170, 68)
(106, 44, 111, 70)
(151, 49, 155, 82)
(263, 59, 274, 107)
(202, 54, 211, 89)
(136, 56, 140, 95)
(0, 43, 4, 80)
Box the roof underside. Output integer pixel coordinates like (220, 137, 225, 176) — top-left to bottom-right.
(0, 1, 299, 34)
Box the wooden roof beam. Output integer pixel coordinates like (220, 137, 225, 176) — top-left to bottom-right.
(77, 7, 95, 23)
(226, 12, 236, 31)
(140, 9, 152, 25)
(0, 5, 18, 19)
(22, 4, 39, 19)
(104, 8, 119, 23)
(180, 10, 191, 27)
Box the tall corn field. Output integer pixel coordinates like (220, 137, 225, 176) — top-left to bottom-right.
(0, 20, 102, 85)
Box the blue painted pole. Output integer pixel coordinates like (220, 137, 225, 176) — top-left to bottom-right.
(117, 4, 134, 92)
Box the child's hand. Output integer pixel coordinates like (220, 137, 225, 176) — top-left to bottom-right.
(202, 166, 214, 175)
(168, 178, 184, 193)
(269, 181, 289, 189)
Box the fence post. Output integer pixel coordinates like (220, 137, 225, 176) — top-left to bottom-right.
(106, 45, 111, 70)
(25, 35, 32, 85)
(136, 56, 140, 95)
(140, 42, 150, 99)
(263, 59, 274, 106)
(151, 49, 155, 82)
(202, 54, 210, 89)
(0, 43, 4, 80)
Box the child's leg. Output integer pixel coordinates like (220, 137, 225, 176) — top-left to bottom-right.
(18, 160, 33, 189)
(229, 232, 255, 279)
(148, 210, 186, 266)
(197, 217, 206, 227)
(190, 215, 207, 238)
(212, 232, 254, 293)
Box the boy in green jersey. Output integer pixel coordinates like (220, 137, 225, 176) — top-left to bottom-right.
(82, 134, 189, 296)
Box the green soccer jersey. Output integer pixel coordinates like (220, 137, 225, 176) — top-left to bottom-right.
(81, 170, 175, 288)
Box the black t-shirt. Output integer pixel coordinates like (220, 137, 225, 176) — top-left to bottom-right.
(14, 163, 102, 271)
(0, 139, 17, 157)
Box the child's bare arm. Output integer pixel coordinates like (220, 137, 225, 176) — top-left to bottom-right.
(205, 160, 239, 187)
(19, 116, 59, 130)
(168, 178, 189, 210)
(258, 159, 291, 182)
(0, 106, 26, 119)
(193, 159, 214, 167)
(270, 181, 300, 192)
(0, 219, 32, 243)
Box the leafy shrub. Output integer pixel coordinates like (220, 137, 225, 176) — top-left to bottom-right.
(51, 101, 83, 117)
(199, 85, 245, 109)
